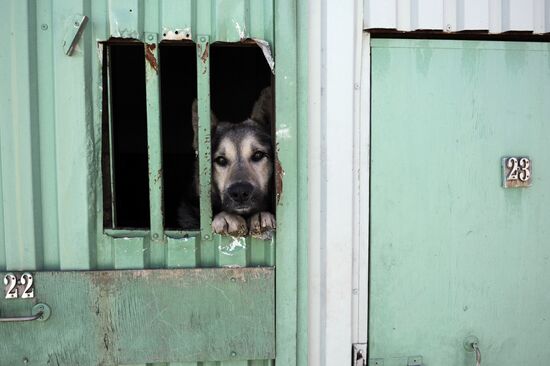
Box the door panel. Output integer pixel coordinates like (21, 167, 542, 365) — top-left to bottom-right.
(0, 268, 274, 364)
(369, 39, 550, 365)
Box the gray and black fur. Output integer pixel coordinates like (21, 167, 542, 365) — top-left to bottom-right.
(178, 87, 276, 237)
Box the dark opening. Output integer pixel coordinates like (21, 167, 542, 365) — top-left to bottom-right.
(210, 44, 273, 124)
(159, 42, 197, 229)
(103, 41, 273, 231)
(103, 43, 150, 229)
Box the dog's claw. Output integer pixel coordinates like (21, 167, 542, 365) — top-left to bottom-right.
(248, 212, 276, 239)
(212, 212, 248, 236)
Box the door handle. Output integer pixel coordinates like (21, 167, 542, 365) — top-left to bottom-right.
(0, 303, 51, 322)
(464, 336, 481, 366)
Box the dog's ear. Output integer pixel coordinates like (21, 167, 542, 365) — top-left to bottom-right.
(192, 99, 218, 151)
(250, 87, 272, 130)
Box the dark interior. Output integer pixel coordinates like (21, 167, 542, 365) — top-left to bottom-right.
(103, 41, 272, 230)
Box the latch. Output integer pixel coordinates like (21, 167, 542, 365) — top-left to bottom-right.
(63, 14, 89, 56)
(353, 343, 367, 366)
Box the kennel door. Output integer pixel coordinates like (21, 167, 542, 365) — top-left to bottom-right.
(369, 39, 550, 366)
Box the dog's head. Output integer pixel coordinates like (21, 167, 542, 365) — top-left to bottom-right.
(192, 87, 273, 216)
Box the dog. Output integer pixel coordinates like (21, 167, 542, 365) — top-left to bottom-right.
(178, 87, 276, 238)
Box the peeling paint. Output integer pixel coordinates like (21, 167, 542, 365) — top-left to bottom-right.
(276, 126, 291, 140)
(145, 43, 158, 73)
(252, 38, 275, 74)
(275, 158, 284, 205)
(96, 42, 104, 65)
(219, 237, 247, 257)
(162, 27, 192, 41)
(198, 42, 209, 64)
(233, 20, 247, 40)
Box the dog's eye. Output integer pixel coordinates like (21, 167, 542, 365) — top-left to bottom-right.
(251, 151, 267, 162)
(214, 156, 228, 166)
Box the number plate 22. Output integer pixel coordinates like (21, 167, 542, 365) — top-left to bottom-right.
(502, 157, 532, 188)
(3, 272, 35, 299)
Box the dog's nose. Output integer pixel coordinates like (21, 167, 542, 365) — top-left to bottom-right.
(227, 182, 254, 203)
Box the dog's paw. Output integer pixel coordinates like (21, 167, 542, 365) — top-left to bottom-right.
(248, 212, 276, 239)
(212, 212, 248, 236)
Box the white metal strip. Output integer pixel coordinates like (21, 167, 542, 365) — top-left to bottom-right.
(364, 0, 550, 33)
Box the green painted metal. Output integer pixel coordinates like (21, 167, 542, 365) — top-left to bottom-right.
(369, 38, 550, 366)
(144, 32, 165, 248)
(0, 268, 274, 364)
(1, 0, 306, 365)
(196, 36, 214, 242)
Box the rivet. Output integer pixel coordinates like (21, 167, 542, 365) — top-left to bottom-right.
(147, 34, 155, 41)
(74, 21, 80, 27)
(204, 234, 210, 240)
(41, 24, 48, 31)
(152, 233, 159, 239)
(23, 358, 29, 364)
(352, 288, 358, 295)
(200, 36, 206, 42)
(230, 277, 236, 282)
(231, 351, 237, 357)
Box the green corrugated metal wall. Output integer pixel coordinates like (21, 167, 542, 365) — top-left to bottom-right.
(0, 0, 307, 365)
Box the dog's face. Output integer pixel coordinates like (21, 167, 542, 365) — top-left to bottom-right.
(212, 121, 273, 216)
(191, 87, 274, 218)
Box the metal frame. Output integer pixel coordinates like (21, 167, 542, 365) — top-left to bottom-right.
(308, 0, 369, 364)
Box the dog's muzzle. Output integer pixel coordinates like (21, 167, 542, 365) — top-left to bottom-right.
(224, 182, 259, 214)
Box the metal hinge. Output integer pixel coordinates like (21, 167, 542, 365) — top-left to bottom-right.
(353, 343, 367, 366)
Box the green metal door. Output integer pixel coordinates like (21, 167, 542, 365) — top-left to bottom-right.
(0, 1, 307, 365)
(369, 39, 550, 365)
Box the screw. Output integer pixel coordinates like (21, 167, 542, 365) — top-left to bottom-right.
(200, 36, 206, 42)
(41, 24, 48, 31)
(354, 83, 360, 90)
(231, 351, 237, 357)
(38, 305, 43, 310)
(204, 234, 210, 240)
(74, 21, 80, 27)
(147, 34, 155, 41)
(230, 277, 236, 282)
(352, 288, 358, 295)
(152, 233, 159, 240)
(23, 358, 28, 364)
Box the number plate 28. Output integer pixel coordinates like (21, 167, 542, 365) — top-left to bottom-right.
(502, 157, 532, 188)
(3, 272, 35, 299)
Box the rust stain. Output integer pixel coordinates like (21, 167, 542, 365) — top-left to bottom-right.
(145, 43, 158, 73)
(200, 42, 209, 63)
(275, 157, 284, 205)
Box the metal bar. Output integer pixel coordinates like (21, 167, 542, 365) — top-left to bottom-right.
(0, 313, 42, 322)
(143, 33, 165, 245)
(196, 36, 213, 242)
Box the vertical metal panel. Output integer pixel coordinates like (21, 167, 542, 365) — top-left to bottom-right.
(369, 38, 550, 366)
(144, 34, 165, 245)
(274, 0, 300, 364)
(364, 0, 550, 33)
(0, 0, 303, 364)
(364, 0, 397, 29)
(52, 0, 95, 270)
(196, 36, 213, 241)
(0, 1, 42, 271)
